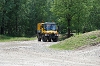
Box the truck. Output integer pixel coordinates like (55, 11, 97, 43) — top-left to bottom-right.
(37, 22, 59, 42)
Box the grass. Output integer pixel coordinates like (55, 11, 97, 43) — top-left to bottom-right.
(50, 30, 100, 50)
(0, 35, 37, 42)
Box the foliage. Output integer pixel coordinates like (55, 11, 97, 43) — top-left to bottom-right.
(0, 0, 49, 36)
(0, 0, 100, 37)
(51, 0, 96, 34)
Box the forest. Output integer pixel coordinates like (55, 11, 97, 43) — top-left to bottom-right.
(0, 0, 100, 37)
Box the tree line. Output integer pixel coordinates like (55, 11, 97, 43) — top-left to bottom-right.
(0, 0, 100, 37)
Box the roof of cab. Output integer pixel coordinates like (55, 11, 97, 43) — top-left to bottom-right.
(44, 22, 56, 24)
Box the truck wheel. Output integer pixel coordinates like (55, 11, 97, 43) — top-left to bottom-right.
(48, 39, 51, 42)
(52, 38, 58, 42)
(38, 38, 41, 41)
(37, 34, 41, 41)
(42, 36, 47, 42)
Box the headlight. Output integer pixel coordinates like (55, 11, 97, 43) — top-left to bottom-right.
(45, 34, 49, 36)
(55, 34, 59, 36)
(45, 34, 48, 36)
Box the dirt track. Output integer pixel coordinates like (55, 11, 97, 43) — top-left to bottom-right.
(0, 40, 100, 66)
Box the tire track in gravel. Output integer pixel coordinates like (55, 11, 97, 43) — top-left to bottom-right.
(0, 40, 100, 66)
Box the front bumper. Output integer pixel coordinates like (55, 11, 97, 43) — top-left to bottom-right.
(44, 34, 59, 37)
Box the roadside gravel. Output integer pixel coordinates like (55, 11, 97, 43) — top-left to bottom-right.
(0, 40, 100, 66)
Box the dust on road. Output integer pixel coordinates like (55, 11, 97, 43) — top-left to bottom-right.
(0, 40, 100, 66)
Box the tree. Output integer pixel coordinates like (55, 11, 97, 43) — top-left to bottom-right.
(26, 0, 48, 36)
(51, 0, 95, 36)
(0, 0, 28, 36)
(51, 0, 82, 37)
(89, 0, 100, 30)
(0, 0, 98, 37)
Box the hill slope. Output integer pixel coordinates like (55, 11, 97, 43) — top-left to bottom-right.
(50, 30, 100, 50)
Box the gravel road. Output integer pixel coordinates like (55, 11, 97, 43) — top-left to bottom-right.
(0, 40, 100, 66)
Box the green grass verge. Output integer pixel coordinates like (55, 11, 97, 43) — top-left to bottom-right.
(0, 35, 37, 42)
(50, 30, 100, 50)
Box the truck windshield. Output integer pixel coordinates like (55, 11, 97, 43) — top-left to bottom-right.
(44, 24, 57, 31)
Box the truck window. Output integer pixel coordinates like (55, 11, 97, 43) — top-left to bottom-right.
(44, 24, 57, 31)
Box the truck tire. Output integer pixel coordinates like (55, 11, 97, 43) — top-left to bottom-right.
(52, 37, 58, 42)
(42, 36, 47, 42)
(38, 38, 41, 41)
(37, 34, 41, 41)
(48, 38, 51, 42)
